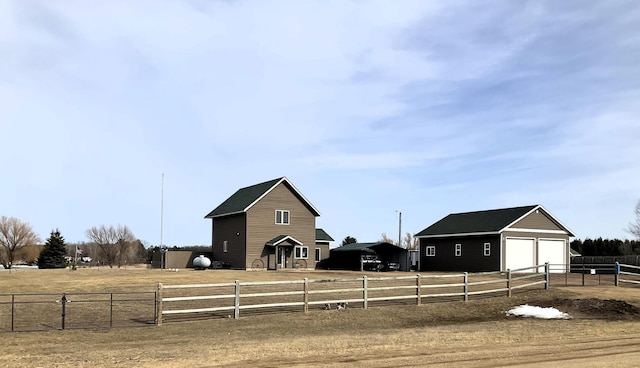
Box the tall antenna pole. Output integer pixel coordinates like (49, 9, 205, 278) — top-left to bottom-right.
(161, 173, 165, 269)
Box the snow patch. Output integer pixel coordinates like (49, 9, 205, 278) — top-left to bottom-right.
(506, 304, 571, 319)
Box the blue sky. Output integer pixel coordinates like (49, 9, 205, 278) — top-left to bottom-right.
(1, 1, 639, 246)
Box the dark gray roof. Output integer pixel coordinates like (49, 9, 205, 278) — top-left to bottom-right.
(265, 235, 302, 246)
(315, 228, 334, 242)
(204, 177, 320, 218)
(331, 242, 404, 252)
(416, 205, 539, 237)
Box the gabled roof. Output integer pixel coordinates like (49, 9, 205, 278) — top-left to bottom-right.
(265, 235, 303, 246)
(315, 228, 334, 242)
(416, 205, 574, 238)
(331, 242, 404, 252)
(204, 177, 321, 218)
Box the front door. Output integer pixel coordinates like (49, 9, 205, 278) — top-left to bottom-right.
(278, 247, 287, 269)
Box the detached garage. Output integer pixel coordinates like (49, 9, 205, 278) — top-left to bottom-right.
(416, 205, 574, 273)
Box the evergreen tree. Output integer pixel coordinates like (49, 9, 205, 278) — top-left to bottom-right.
(341, 236, 357, 246)
(38, 229, 68, 269)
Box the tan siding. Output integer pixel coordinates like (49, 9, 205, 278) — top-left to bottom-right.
(510, 210, 563, 231)
(212, 214, 247, 269)
(165, 250, 213, 269)
(314, 243, 330, 264)
(246, 182, 316, 268)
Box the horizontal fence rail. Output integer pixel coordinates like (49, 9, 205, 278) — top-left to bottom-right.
(158, 264, 552, 324)
(617, 263, 640, 286)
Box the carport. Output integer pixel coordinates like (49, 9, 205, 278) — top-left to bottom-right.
(329, 242, 408, 271)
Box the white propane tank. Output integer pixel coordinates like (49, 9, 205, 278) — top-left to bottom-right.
(193, 255, 212, 270)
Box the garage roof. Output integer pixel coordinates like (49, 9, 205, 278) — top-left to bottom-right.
(416, 205, 574, 238)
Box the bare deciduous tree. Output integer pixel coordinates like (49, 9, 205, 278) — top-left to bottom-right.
(86, 225, 136, 268)
(404, 232, 418, 250)
(628, 199, 640, 240)
(0, 216, 40, 269)
(380, 233, 396, 245)
(17, 243, 42, 265)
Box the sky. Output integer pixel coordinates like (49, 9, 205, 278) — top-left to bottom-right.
(1, 1, 639, 247)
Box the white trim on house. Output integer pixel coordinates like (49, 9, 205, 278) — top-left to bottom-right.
(426, 246, 436, 256)
(275, 209, 290, 225)
(506, 228, 569, 234)
(207, 210, 245, 219)
(269, 235, 303, 246)
(295, 245, 309, 259)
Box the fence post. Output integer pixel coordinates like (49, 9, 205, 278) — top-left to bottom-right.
(156, 283, 163, 326)
(109, 293, 114, 328)
(11, 294, 15, 332)
(545, 263, 550, 290)
(303, 278, 309, 313)
(363, 276, 368, 309)
(615, 262, 620, 287)
(582, 263, 585, 286)
(463, 272, 468, 302)
(60, 292, 67, 330)
(234, 280, 240, 319)
(416, 274, 422, 306)
(507, 269, 512, 298)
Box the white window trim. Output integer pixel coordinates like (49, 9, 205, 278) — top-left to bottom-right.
(223, 240, 228, 253)
(315, 248, 321, 262)
(426, 246, 435, 257)
(275, 210, 290, 225)
(484, 242, 491, 256)
(455, 243, 462, 257)
(295, 245, 308, 259)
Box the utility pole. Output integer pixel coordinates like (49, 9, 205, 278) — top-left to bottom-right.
(396, 210, 402, 247)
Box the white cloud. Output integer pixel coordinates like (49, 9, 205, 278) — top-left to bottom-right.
(1, 1, 638, 244)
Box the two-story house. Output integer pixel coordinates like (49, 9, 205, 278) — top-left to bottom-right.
(204, 177, 330, 270)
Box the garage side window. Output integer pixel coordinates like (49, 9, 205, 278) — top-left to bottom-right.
(426, 246, 435, 256)
(455, 243, 462, 257)
(484, 242, 490, 256)
(223, 240, 228, 253)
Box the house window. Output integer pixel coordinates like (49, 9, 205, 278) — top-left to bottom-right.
(484, 242, 491, 256)
(275, 210, 290, 225)
(223, 240, 228, 253)
(315, 248, 321, 262)
(426, 246, 435, 256)
(455, 244, 462, 257)
(295, 246, 308, 259)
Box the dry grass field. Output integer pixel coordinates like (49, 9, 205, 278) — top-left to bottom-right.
(1, 267, 640, 367)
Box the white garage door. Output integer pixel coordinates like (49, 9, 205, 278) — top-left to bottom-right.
(538, 239, 566, 273)
(505, 238, 535, 272)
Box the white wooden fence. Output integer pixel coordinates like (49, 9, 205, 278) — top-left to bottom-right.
(156, 264, 551, 325)
(617, 263, 640, 286)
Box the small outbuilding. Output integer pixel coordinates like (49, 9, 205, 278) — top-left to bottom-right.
(416, 205, 574, 273)
(329, 242, 408, 271)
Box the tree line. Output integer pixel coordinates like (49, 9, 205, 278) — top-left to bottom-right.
(0, 216, 146, 269)
(570, 238, 640, 257)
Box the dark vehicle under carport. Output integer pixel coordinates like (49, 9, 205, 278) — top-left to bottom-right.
(329, 242, 408, 271)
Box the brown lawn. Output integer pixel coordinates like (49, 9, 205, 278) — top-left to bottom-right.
(1, 267, 640, 367)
